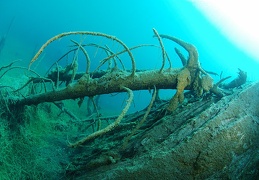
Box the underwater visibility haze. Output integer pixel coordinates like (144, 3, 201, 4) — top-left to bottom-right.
(0, 0, 259, 179)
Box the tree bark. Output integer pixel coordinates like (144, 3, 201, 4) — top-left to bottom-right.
(11, 32, 214, 112)
(15, 68, 182, 106)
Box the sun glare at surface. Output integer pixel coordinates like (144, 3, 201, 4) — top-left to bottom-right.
(192, 1, 259, 62)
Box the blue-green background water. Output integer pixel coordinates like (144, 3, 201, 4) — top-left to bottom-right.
(1, 0, 258, 113)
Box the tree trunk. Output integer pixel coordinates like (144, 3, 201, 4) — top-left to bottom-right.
(16, 68, 181, 106)
(11, 31, 214, 112)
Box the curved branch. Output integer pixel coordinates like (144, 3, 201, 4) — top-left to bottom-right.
(153, 28, 167, 72)
(159, 34, 199, 68)
(69, 86, 133, 148)
(94, 44, 157, 73)
(70, 40, 91, 74)
(29, 31, 136, 76)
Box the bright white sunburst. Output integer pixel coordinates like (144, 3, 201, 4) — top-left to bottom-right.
(192, 0, 259, 62)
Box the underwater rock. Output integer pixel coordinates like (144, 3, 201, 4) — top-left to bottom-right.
(74, 81, 259, 179)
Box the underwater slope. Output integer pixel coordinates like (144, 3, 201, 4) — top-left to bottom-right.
(71, 81, 259, 179)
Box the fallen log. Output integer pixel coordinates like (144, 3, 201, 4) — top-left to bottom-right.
(11, 30, 214, 113)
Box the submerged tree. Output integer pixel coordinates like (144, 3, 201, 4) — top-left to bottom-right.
(2, 29, 221, 147)
(15, 30, 214, 107)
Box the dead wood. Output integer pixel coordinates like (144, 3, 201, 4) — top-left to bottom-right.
(11, 30, 214, 113)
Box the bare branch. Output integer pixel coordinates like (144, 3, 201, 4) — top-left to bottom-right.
(69, 86, 133, 148)
(29, 31, 136, 76)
